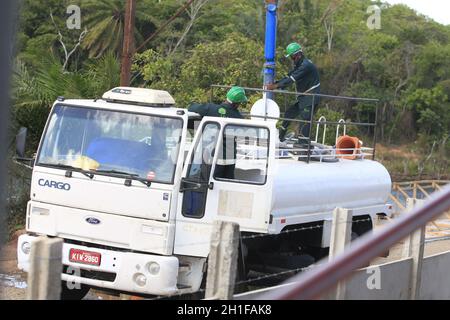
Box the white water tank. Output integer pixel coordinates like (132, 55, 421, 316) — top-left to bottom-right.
(271, 159, 392, 218)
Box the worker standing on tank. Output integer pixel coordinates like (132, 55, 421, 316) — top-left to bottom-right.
(265, 42, 321, 142)
(188, 86, 248, 179)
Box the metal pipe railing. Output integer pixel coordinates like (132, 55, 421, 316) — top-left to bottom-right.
(257, 185, 450, 300)
(210, 84, 380, 102)
(244, 113, 376, 127)
(210, 84, 380, 162)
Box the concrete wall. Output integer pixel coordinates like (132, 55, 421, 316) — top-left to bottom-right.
(234, 251, 450, 300)
(420, 250, 450, 299)
(338, 258, 412, 300)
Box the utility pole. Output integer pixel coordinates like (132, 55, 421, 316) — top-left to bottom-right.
(120, 0, 136, 87)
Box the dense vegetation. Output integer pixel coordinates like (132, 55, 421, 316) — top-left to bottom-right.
(13, 0, 450, 143)
(6, 0, 450, 234)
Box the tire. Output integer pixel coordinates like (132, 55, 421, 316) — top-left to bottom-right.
(234, 262, 249, 294)
(350, 232, 371, 268)
(303, 246, 329, 262)
(60, 281, 90, 300)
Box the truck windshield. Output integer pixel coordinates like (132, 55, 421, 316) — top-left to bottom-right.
(37, 104, 183, 184)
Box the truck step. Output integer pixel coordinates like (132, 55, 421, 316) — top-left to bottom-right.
(179, 264, 191, 273)
(176, 284, 192, 290)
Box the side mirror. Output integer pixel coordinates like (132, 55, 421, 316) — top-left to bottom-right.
(14, 128, 34, 168)
(16, 127, 27, 158)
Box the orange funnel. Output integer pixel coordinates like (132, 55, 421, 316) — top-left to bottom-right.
(336, 135, 362, 160)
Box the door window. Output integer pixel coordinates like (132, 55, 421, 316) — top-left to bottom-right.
(214, 125, 269, 185)
(182, 123, 220, 218)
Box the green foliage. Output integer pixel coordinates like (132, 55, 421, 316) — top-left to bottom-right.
(310, 108, 360, 146)
(81, 0, 156, 58)
(4, 160, 31, 237)
(413, 41, 450, 88)
(180, 32, 263, 88)
(11, 0, 450, 176)
(12, 52, 120, 152)
(406, 86, 449, 136)
(136, 32, 265, 108)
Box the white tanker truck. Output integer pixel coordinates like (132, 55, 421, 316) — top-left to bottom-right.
(16, 87, 392, 299)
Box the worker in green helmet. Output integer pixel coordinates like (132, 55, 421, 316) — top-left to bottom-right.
(265, 42, 321, 142)
(188, 86, 248, 179)
(188, 86, 247, 119)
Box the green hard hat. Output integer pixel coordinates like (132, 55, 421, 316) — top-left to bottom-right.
(285, 42, 303, 58)
(226, 86, 248, 104)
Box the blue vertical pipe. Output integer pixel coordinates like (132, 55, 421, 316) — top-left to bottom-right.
(264, 0, 278, 100)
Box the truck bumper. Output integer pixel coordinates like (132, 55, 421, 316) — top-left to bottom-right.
(17, 234, 180, 296)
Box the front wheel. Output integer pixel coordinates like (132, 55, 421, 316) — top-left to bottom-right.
(60, 281, 90, 300)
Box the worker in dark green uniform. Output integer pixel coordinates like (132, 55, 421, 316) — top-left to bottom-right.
(188, 86, 248, 179)
(265, 42, 321, 142)
(188, 86, 247, 119)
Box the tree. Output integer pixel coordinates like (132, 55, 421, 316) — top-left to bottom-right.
(170, 0, 210, 54)
(406, 86, 449, 137)
(13, 0, 450, 147)
(135, 32, 269, 107)
(50, 11, 88, 71)
(12, 53, 120, 151)
(81, 0, 156, 58)
(320, 0, 343, 52)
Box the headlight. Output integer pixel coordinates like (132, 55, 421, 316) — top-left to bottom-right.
(21, 242, 31, 255)
(147, 262, 160, 276)
(133, 273, 147, 287)
(31, 207, 50, 216)
(141, 225, 164, 236)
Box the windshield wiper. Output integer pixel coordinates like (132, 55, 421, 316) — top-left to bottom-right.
(45, 163, 94, 179)
(95, 169, 138, 176)
(94, 170, 152, 187)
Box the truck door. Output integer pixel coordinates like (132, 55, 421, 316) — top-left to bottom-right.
(174, 118, 275, 257)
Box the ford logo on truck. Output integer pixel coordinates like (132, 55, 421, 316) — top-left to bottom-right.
(86, 217, 101, 225)
(38, 179, 71, 191)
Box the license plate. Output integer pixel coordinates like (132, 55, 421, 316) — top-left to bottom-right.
(69, 249, 101, 266)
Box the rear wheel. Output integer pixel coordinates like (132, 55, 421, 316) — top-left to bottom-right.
(60, 281, 90, 300)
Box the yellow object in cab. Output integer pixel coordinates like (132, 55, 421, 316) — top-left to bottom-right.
(72, 156, 100, 171)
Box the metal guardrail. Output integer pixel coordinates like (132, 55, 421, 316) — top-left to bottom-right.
(391, 180, 450, 211)
(256, 185, 450, 300)
(390, 181, 450, 235)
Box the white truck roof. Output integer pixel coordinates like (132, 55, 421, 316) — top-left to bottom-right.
(103, 87, 176, 107)
(55, 87, 204, 120)
(56, 98, 186, 117)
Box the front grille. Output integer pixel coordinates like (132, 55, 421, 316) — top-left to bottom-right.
(63, 265, 117, 282)
(64, 239, 130, 253)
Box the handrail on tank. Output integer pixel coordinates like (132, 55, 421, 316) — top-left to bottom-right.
(209, 84, 380, 162)
(336, 119, 347, 144)
(315, 116, 327, 145)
